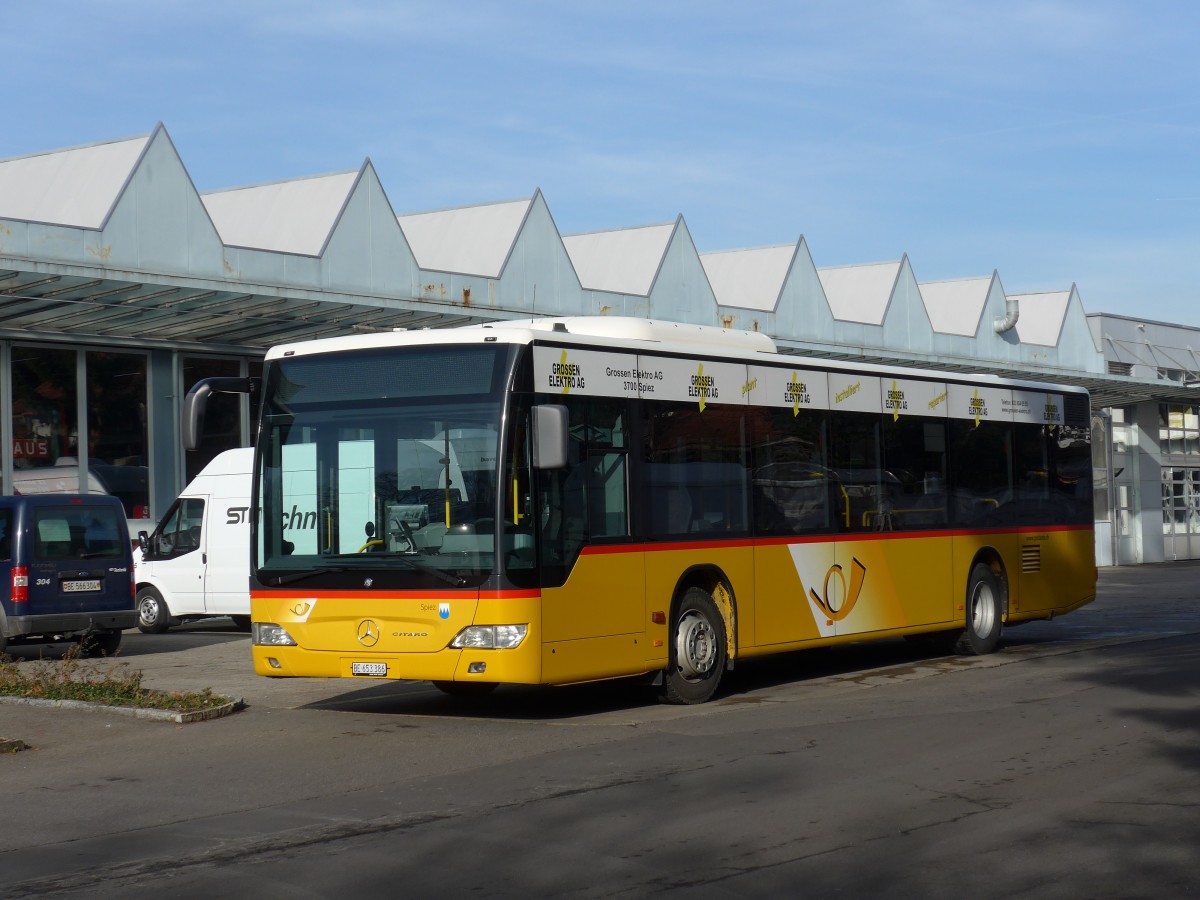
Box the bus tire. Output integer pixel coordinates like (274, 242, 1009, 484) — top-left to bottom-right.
(661, 587, 727, 705)
(955, 562, 1003, 655)
(136, 586, 171, 634)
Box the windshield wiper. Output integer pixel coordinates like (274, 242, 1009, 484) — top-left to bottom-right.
(263, 557, 467, 588)
(391, 554, 468, 587)
(263, 565, 357, 586)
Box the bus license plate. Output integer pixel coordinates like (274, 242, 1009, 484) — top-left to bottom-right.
(351, 662, 387, 676)
(63, 580, 101, 593)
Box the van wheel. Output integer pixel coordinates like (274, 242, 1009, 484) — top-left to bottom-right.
(661, 587, 727, 705)
(954, 563, 1003, 655)
(81, 629, 122, 658)
(136, 587, 171, 634)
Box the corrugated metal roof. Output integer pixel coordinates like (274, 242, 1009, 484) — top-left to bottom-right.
(202, 170, 360, 256)
(0, 133, 149, 228)
(817, 260, 901, 324)
(398, 198, 531, 277)
(700, 244, 796, 311)
(919, 275, 991, 336)
(1011, 290, 1070, 347)
(563, 223, 675, 296)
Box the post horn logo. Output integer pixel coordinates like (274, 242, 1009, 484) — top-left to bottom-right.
(356, 619, 380, 647)
(809, 558, 867, 622)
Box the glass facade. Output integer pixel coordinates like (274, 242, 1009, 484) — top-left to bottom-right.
(8, 346, 151, 529)
(1159, 403, 1200, 558)
(3, 342, 259, 535)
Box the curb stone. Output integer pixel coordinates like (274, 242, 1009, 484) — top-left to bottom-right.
(0, 695, 245, 724)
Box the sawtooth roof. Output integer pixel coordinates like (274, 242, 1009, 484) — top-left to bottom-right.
(700, 244, 797, 311)
(202, 170, 360, 256)
(563, 222, 676, 295)
(398, 197, 532, 277)
(0, 133, 149, 229)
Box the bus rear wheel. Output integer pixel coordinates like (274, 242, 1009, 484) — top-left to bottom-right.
(661, 587, 727, 705)
(954, 562, 1003, 655)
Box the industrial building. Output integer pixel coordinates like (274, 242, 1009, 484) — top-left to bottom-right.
(1, 123, 1197, 564)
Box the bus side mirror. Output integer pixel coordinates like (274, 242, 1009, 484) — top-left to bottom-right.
(531, 404, 568, 469)
(182, 377, 258, 451)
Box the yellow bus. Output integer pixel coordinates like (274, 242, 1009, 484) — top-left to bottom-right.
(184, 316, 1097, 703)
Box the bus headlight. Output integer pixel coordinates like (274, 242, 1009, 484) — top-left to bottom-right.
(450, 624, 528, 650)
(252, 623, 298, 646)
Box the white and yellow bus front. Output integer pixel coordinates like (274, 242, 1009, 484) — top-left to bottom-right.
(249, 335, 545, 688)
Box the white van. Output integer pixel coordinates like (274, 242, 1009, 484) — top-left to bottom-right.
(134, 449, 253, 633)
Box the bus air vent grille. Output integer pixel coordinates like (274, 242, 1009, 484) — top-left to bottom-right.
(1021, 545, 1041, 573)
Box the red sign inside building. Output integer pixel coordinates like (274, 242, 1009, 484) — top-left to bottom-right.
(13, 439, 50, 459)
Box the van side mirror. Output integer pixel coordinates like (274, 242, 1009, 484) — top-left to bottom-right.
(137, 530, 150, 551)
(531, 404, 568, 469)
(182, 377, 259, 450)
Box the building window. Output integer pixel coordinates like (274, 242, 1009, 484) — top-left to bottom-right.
(1159, 404, 1200, 458)
(10, 346, 80, 488)
(182, 357, 245, 483)
(87, 351, 150, 524)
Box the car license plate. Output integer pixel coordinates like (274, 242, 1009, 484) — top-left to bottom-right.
(351, 662, 387, 676)
(63, 579, 101, 593)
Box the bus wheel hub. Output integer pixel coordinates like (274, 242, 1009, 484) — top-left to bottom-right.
(676, 611, 716, 679)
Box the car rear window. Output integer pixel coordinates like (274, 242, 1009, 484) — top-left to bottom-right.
(33, 506, 125, 560)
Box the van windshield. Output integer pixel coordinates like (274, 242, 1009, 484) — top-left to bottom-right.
(254, 343, 515, 589)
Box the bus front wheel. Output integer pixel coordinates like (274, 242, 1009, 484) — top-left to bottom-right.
(661, 587, 727, 705)
(955, 563, 1003, 655)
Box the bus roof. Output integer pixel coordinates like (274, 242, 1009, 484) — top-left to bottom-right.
(264, 315, 1089, 399)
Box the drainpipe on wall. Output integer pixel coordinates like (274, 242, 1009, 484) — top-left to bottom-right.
(994, 295, 1020, 333)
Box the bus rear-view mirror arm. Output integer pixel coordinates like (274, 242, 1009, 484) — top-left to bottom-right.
(531, 404, 568, 469)
(182, 377, 259, 451)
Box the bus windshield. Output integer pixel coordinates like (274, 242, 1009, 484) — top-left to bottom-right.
(254, 343, 514, 589)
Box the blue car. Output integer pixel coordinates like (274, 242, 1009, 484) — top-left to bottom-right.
(0, 494, 137, 656)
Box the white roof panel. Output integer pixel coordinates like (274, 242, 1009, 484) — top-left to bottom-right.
(398, 198, 531, 277)
(700, 244, 796, 311)
(1011, 290, 1071, 347)
(202, 170, 359, 256)
(919, 276, 991, 336)
(817, 261, 900, 324)
(0, 135, 149, 228)
(563, 223, 675, 295)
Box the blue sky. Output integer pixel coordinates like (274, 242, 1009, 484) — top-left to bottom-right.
(3, 1, 1199, 325)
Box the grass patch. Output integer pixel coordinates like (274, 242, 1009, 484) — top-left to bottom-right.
(0, 646, 232, 714)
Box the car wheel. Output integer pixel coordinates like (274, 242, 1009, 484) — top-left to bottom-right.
(136, 586, 171, 634)
(80, 628, 122, 658)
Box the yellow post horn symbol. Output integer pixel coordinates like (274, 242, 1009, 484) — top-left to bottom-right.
(809, 557, 867, 622)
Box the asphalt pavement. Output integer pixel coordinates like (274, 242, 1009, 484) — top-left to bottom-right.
(1, 560, 1198, 898)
